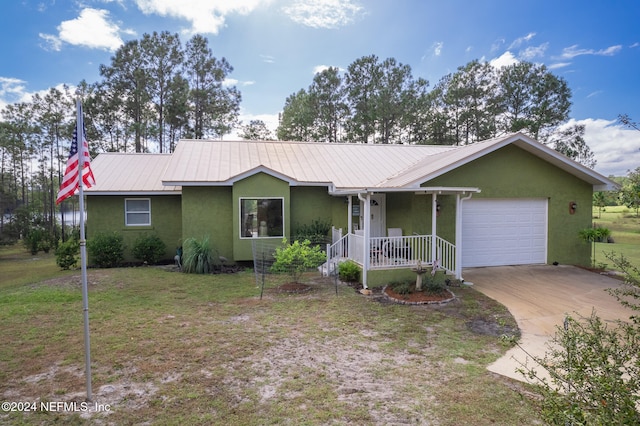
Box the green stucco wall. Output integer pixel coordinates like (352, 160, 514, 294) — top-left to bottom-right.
(86, 195, 182, 264)
(290, 186, 348, 236)
(427, 145, 592, 266)
(181, 186, 233, 261)
(232, 173, 291, 260)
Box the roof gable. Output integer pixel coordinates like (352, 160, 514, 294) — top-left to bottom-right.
(380, 133, 616, 191)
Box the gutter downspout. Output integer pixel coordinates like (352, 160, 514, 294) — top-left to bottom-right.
(455, 192, 475, 280)
(358, 192, 370, 289)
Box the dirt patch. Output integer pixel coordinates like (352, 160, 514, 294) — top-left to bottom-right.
(272, 282, 312, 293)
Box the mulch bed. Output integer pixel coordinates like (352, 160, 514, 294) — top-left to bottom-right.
(383, 286, 456, 305)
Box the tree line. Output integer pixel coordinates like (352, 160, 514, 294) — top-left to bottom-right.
(275, 54, 595, 168)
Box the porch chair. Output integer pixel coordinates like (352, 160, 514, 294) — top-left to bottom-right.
(383, 228, 410, 263)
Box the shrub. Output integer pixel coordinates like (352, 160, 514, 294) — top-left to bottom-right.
(132, 234, 167, 265)
(87, 232, 125, 268)
(56, 239, 80, 270)
(271, 238, 326, 283)
(182, 236, 216, 274)
(338, 260, 361, 282)
(293, 219, 331, 245)
(24, 228, 44, 255)
(424, 269, 447, 293)
(390, 281, 412, 295)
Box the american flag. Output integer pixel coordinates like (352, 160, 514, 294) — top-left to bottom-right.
(56, 108, 95, 205)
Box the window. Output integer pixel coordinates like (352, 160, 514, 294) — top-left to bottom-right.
(240, 198, 283, 238)
(125, 198, 151, 226)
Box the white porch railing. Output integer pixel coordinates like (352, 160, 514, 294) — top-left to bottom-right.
(325, 233, 456, 276)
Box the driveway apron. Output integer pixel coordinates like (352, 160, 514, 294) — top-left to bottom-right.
(463, 264, 632, 383)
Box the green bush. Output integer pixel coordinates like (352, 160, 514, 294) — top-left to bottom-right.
(338, 260, 360, 282)
(56, 239, 80, 270)
(24, 228, 44, 255)
(424, 269, 447, 293)
(390, 281, 412, 295)
(271, 238, 326, 283)
(88, 232, 125, 268)
(132, 234, 167, 264)
(182, 236, 216, 274)
(293, 219, 331, 245)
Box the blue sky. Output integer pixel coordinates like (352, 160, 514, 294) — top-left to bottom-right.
(0, 0, 638, 176)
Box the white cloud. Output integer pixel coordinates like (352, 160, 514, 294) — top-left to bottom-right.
(489, 51, 518, 68)
(560, 44, 623, 59)
(260, 54, 276, 64)
(313, 65, 330, 74)
(519, 42, 548, 60)
(224, 111, 280, 140)
(508, 32, 536, 49)
(562, 118, 640, 177)
(548, 62, 571, 70)
(135, 0, 268, 35)
(432, 41, 443, 57)
(223, 78, 255, 87)
(0, 77, 29, 111)
(39, 8, 125, 52)
(283, 0, 364, 29)
(38, 33, 63, 51)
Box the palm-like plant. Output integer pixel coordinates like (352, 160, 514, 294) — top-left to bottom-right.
(182, 236, 215, 274)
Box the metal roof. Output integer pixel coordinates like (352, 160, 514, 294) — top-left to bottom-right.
(86, 133, 618, 195)
(162, 139, 456, 189)
(84, 153, 181, 195)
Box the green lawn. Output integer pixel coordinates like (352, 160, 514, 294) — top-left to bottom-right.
(0, 245, 542, 425)
(592, 205, 640, 268)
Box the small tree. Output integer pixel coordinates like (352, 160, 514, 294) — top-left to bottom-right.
(619, 170, 640, 217)
(578, 226, 610, 268)
(56, 238, 80, 270)
(270, 238, 326, 283)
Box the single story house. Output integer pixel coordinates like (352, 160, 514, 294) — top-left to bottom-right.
(85, 132, 617, 287)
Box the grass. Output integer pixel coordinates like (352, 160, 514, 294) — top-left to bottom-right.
(591, 205, 640, 268)
(0, 244, 542, 425)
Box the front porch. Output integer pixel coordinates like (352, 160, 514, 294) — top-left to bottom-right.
(327, 231, 456, 271)
(323, 187, 480, 288)
(325, 231, 456, 281)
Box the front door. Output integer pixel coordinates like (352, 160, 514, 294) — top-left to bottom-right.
(360, 194, 386, 237)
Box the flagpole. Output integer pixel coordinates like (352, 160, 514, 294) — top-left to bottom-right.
(77, 99, 92, 402)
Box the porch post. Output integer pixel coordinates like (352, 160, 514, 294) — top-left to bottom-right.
(347, 196, 353, 234)
(362, 192, 371, 288)
(431, 193, 437, 263)
(455, 193, 462, 280)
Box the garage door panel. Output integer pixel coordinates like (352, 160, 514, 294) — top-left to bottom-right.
(462, 199, 547, 267)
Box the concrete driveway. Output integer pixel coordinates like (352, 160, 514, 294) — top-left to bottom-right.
(462, 264, 632, 383)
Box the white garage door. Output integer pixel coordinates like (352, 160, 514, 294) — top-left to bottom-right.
(462, 198, 547, 267)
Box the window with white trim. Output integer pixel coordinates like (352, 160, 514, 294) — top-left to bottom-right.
(240, 198, 284, 238)
(125, 198, 151, 226)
